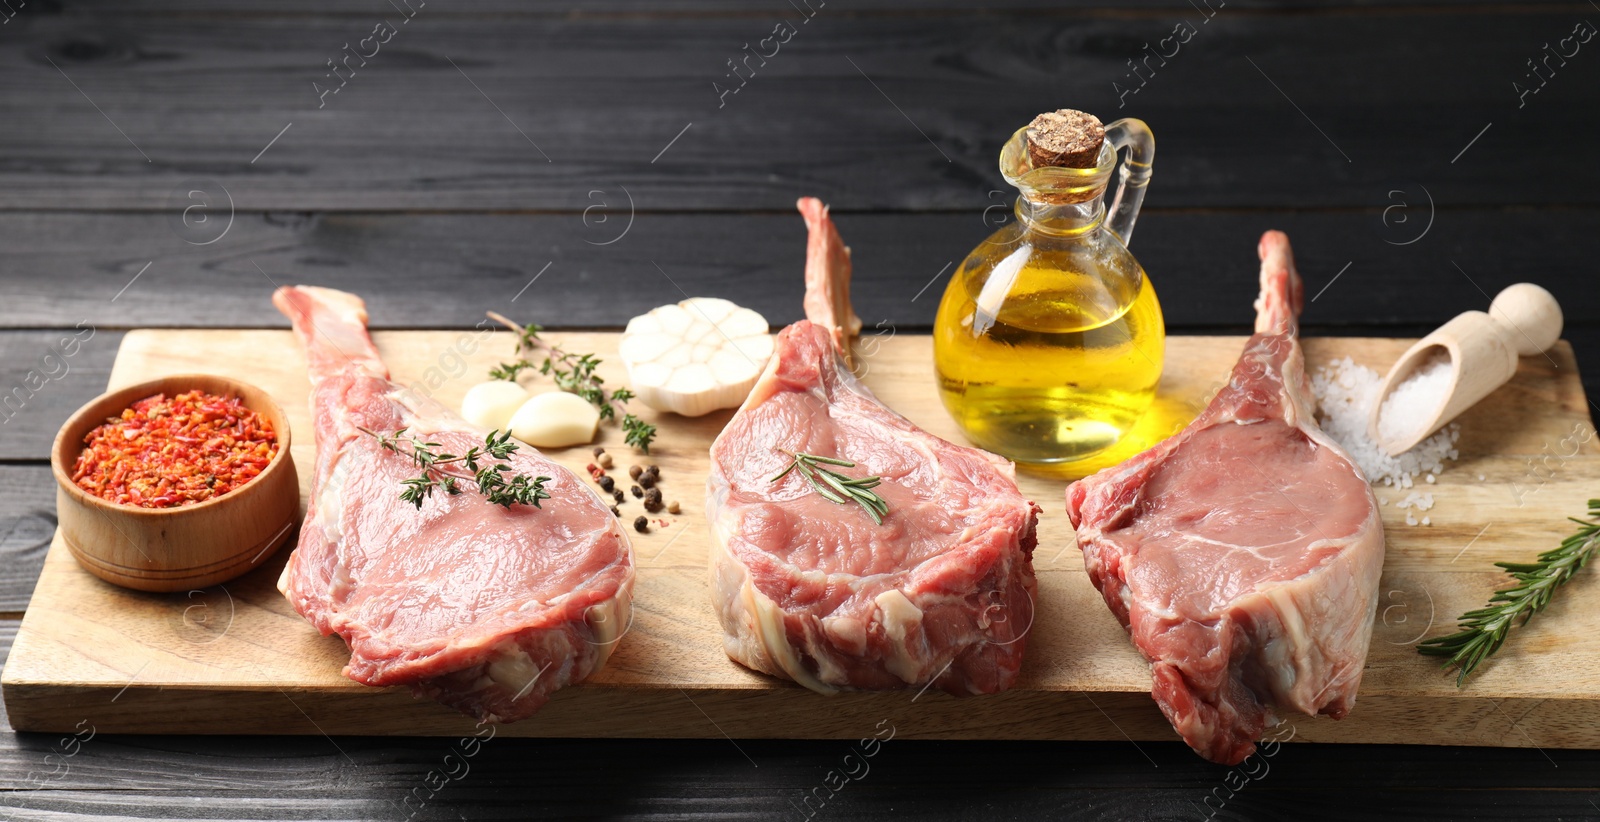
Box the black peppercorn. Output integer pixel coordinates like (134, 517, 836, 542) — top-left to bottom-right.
(638, 472, 656, 489)
(633, 516, 649, 533)
(630, 485, 643, 498)
(612, 489, 625, 503)
(643, 487, 664, 513)
(598, 475, 615, 493)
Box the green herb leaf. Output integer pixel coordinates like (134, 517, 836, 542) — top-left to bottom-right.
(485, 311, 658, 452)
(623, 414, 657, 454)
(769, 451, 890, 525)
(1418, 498, 1600, 686)
(489, 361, 537, 382)
(515, 321, 544, 352)
(361, 427, 551, 513)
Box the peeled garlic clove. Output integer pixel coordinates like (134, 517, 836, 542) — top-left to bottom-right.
(509, 391, 600, 448)
(620, 297, 773, 417)
(461, 380, 531, 432)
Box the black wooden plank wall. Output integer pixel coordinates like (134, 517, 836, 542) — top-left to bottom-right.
(7, 13, 1597, 211)
(2, 1, 1599, 819)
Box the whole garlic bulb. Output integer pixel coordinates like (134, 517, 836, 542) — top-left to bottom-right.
(619, 297, 773, 417)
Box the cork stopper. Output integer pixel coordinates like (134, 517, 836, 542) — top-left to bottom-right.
(1025, 109, 1106, 170)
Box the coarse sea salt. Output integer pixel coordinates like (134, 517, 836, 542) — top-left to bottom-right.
(1395, 491, 1434, 511)
(1376, 351, 1453, 446)
(1310, 357, 1461, 522)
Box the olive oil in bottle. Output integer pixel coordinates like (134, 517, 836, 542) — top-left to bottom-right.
(935, 242, 1163, 463)
(933, 110, 1162, 465)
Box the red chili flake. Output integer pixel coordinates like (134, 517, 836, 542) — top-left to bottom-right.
(586, 463, 605, 480)
(71, 389, 279, 509)
(653, 518, 671, 529)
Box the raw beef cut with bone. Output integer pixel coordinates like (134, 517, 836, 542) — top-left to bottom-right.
(274, 286, 634, 723)
(1065, 232, 1385, 764)
(707, 198, 1041, 695)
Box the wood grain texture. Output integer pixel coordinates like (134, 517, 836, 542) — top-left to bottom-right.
(0, 329, 120, 461)
(0, 468, 55, 613)
(5, 329, 1596, 747)
(50, 0, 1538, 12)
(3, 3, 1600, 817)
(3, 12, 1596, 210)
(1, 603, 1597, 821)
(0, 632, 1592, 822)
(3, 210, 1598, 336)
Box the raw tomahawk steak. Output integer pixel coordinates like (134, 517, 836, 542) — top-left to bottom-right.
(274, 286, 634, 723)
(707, 198, 1041, 695)
(1065, 232, 1384, 764)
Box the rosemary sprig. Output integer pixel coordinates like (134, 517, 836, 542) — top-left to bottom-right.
(485, 311, 657, 453)
(770, 451, 890, 524)
(362, 427, 552, 510)
(1418, 499, 1600, 686)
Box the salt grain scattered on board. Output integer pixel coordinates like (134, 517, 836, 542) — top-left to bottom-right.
(1395, 491, 1434, 510)
(1311, 357, 1461, 525)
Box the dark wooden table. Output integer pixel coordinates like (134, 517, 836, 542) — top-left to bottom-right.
(3, 1, 1599, 819)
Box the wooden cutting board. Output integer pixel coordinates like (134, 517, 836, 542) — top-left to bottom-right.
(5, 329, 1598, 749)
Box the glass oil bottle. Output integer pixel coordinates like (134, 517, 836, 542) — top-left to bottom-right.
(933, 113, 1162, 465)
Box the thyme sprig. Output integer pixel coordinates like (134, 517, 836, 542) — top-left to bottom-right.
(486, 311, 657, 454)
(1419, 499, 1600, 686)
(362, 427, 551, 510)
(621, 413, 655, 452)
(770, 451, 890, 525)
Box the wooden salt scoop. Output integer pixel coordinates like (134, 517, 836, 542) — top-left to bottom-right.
(1369, 283, 1563, 456)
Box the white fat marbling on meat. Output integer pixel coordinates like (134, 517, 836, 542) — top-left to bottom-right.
(272, 285, 636, 726)
(704, 204, 1037, 699)
(874, 590, 925, 685)
(317, 446, 353, 545)
(1065, 231, 1384, 766)
(822, 614, 868, 656)
(487, 649, 548, 699)
(583, 592, 631, 671)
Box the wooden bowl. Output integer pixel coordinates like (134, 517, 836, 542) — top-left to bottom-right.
(50, 374, 301, 592)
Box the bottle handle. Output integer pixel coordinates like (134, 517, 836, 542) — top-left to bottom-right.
(1102, 118, 1154, 245)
